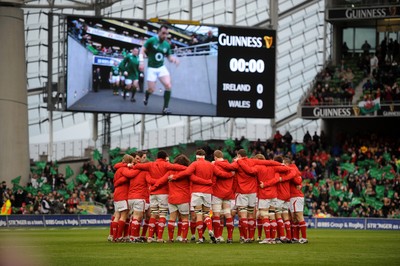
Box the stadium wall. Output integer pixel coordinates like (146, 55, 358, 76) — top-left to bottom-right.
(67, 36, 93, 108)
(145, 55, 217, 105)
(0, 215, 399, 230)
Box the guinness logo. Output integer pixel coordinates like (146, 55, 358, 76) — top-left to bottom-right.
(264, 36, 273, 49)
(353, 106, 360, 116)
(389, 6, 396, 16)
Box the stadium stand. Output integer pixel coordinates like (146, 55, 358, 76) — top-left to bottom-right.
(2, 133, 399, 219)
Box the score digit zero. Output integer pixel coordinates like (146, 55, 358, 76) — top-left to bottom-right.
(229, 58, 265, 73)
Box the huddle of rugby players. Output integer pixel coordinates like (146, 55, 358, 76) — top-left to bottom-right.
(108, 149, 308, 244)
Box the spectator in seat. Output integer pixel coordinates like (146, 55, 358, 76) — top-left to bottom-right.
(66, 193, 80, 214)
(361, 40, 371, 55)
(362, 79, 373, 92)
(370, 53, 378, 77)
(307, 93, 319, 106)
(40, 195, 52, 214)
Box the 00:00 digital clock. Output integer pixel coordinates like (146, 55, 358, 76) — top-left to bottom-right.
(229, 58, 265, 73)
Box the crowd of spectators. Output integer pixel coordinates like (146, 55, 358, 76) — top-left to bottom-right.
(0, 159, 115, 215)
(306, 37, 400, 106)
(1, 131, 399, 219)
(305, 59, 362, 106)
(198, 131, 400, 219)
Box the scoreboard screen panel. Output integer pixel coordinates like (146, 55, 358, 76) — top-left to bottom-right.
(66, 15, 275, 118)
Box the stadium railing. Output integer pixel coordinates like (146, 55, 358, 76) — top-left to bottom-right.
(173, 41, 218, 57)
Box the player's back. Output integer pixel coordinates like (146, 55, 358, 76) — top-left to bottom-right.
(128, 170, 149, 200)
(256, 165, 279, 199)
(289, 164, 303, 198)
(113, 165, 129, 201)
(190, 159, 213, 194)
(213, 161, 234, 199)
(167, 169, 191, 204)
(235, 158, 258, 194)
(277, 172, 291, 201)
(147, 159, 170, 179)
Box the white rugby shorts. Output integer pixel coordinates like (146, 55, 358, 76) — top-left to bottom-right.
(147, 65, 170, 82)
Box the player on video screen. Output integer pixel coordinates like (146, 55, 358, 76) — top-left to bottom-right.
(119, 48, 140, 102)
(109, 61, 121, 95)
(139, 25, 179, 115)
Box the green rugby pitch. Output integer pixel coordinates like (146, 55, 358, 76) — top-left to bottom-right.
(0, 228, 399, 265)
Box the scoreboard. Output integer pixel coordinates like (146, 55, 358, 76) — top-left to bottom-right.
(217, 26, 275, 118)
(66, 15, 276, 118)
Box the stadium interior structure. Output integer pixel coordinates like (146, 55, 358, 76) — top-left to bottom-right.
(1, 0, 399, 187)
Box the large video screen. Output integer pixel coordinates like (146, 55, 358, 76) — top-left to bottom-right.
(66, 15, 275, 118)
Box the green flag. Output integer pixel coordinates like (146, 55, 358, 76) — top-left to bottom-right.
(369, 168, 382, 180)
(50, 167, 57, 175)
(107, 171, 114, 179)
(312, 186, 320, 197)
(358, 168, 366, 175)
(330, 175, 341, 181)
(111, 156, 123, 166)
(31, 167, 42, 175)
(109, 147, 121, 158)
(241, 139, 250, 151)
(318, 179, 326, 186)
(35, 161, 47, 170)
(93, 149, 102, 160)
(358, 159, 378, 169)
(12, 184, 24, 192)
(65, 165, 74, 179)
(375, 185, 385, 199)
(179, 143, 187, 151)
(126, 147, 137, 155)
(330, 188, 344, 198)
(57, 189, 68, 197)
(67, 181, 75, 191)
(224, 139, 235, 150)
(76, 174, 89, 184)
(365, 196, 383, 210)
(40, 184, 52, 194)
(384, 172, 395, 180)
(340, 153, 351, 162)
(94, 171, 104, 180)
(304, 205, 309, 216)
(349, 197, 362, 206)
(340, 163, 355, 173)
(295, 144, 304, 154)
(170, 146, 180, 160)
(329, 200, 339, 212)
(148, 148, 159, 159)
(223, 151, 232, 163)
(383, 152, 391, 162)
(95, 179, 105, 188)
(11, 176, 21, 185)
(24, 186, 38, 196)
